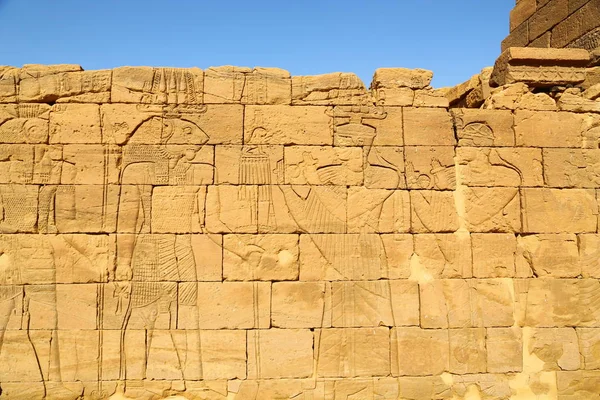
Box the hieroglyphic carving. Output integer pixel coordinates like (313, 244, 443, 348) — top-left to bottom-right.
(0, 104, 50, 144)
(2, 62, 600, 397)
(112, 67, 204, 105)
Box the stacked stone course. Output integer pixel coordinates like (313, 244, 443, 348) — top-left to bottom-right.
(0, 58, 599, 399)
(503, 0, 600, 52)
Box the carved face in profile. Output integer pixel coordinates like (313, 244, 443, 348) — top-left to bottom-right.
(0, 118, 48, 144)
(163, 118, 209, 146)
(24, 119, 48, 143)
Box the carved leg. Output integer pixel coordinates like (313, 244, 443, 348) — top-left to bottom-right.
(0, 297, 16, 355)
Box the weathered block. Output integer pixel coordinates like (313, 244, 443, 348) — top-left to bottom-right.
(514, 110, 596, 148)
(491, 47, 589, 87)
(223, 234, 299, 281)
(244, 105, 332, 145)
(292, 73, 371, 106)
(451, 109, 515, 147)
(420, 279, 514, 328)
(516, 234, 581, 277)
(49, 104, 102, 144)
(112, 66, 204, 104)
(299, 233, 413, 280)
(413, 233, 472, 278)
(521, 188, 598, 233)
(403, 108, 455, 146)
(248, 329, 314, 379)
(271, 282, 326, 328)
(410, 190, 459, 233)
(317, 327, 390, 377)
(391, 327, 449, 376)
(487, 328, 523, 373)
(527, 327, 580, 371)
(457, 147, 543, 187)
(472, 233, 519, 278)
(197, 282, 270, 329)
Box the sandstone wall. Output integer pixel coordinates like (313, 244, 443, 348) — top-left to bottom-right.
(502, 0, 600, 52)
(0, 64, 599, 399)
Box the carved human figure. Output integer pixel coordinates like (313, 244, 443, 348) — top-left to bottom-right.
(0, 236, 78, 400)
(276, 109, 404, 328)
(458, 148, 522, 231)
(279, 108, 403, 279)
(115, 111, 207, 384)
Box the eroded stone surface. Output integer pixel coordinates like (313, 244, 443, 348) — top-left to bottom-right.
(0, 62, 598, 399)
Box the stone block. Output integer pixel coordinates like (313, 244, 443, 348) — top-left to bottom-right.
(461, 187, 521, 232)
(527, 327, 581, 371)
(491, 47, 589, 87)
(403, 108, 455, 146)
(510, 0, 536, 31)
(413, 233, 472, 278)
(197, 282, 270, 329)
(214, 145, 282, 184)
(557, 370, 600, 398)
(347, 188, 410, 233)
(151, 186, 206, 233)
(397, 376, 451, 399)
(0, 185, 38, 233)
(317, 327, 390, 377)
(448, 328, 487, 374)
(472, 233, 518, 278)
(329, 105, 404, 147)
(271, 282, 326, 328)
(19, 69, 111, 103)
(543, 149, 600, 188)
(329, 280, 419, 328)
(522, 188, 598, 233)
(285, 146, 363, 186)
(457, 147, 543, 187)
(204, 66, 291, 105)
(516, 278, 600, 327)
(580, 234, 600, 278)
(49, 104, 102, 144)
(551, 9, 583, 48)
(55, 284, 99, 329)
(451, 109, 515, 147)
(299, 233, 413, 280)
(0, 104, 51, 144)
(413, 89, 449, 108)
(200, 330, 246, 379)
(364, 147, 405, 188)
(528, 0, 570, 40)
(0, 67, 18, 103)
(292, 73, 371, 106)
(223, 234, 299, 281)
(391, 327, 449, 376)
(487, 327, 523, 373)
(514, 110, 597, 148)
(420, 279, 514, 328)
(112, 66, 204, 104)
(501, 21, 529, 52)
(405, 146, 455, 190)
(205, 184, 299, 234)
(244, 105, 332, 145)
(410, 190, 459, 233)
(516, 234, 581, 277)
(577, 328, 600, 369)
(248, 329, 313, 378)
(371, 68, 433, 90)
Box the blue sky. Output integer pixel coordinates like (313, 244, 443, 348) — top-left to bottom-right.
(0, 0, 514, 88)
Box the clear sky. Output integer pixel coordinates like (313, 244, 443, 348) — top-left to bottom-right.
(0, 0, 514, 88)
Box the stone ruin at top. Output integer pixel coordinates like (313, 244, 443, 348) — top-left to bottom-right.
(0, 1, 600, 400)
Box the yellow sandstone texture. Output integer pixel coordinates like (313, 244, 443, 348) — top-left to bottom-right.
(0, 55, 599, 400)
